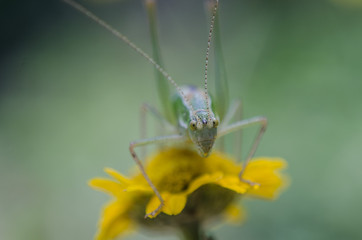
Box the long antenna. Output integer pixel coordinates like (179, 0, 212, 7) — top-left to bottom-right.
(203, 0, 218, 118)
(63, 0, 193, 111)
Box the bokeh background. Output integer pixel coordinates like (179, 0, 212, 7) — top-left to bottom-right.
(1, 0, 362, 239)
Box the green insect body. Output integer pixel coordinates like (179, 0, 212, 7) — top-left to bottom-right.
(172, 86, 218, 157)
(64, 0, 267, 218)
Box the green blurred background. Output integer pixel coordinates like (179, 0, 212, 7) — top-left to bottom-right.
(1, 0, 362, 239)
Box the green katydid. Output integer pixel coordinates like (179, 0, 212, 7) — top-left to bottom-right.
(64, 0, 267, 218)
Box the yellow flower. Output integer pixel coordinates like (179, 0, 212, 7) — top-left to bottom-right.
(90, 147, 287, 240)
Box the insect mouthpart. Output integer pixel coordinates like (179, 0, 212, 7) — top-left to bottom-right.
(197, 139, 215, 157)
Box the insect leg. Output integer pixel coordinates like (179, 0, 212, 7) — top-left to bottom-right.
(218, 116, 267, 186)
(129, 134, 185, 218)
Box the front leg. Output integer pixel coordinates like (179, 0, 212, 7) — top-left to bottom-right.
(218, 116, 267, 185)
(129, 134, 185, 218)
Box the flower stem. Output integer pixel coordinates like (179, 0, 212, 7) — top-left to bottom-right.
(180, 223, 214, 240)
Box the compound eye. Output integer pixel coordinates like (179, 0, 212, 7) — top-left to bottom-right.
(207, 118, 213, 128)
(212, 119, 219, 127)
(189, 120, 197, 131)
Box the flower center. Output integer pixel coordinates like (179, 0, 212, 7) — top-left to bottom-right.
(157, 163, 201, 193)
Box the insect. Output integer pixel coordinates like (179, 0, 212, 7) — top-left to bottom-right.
(64, 0, 267, 218)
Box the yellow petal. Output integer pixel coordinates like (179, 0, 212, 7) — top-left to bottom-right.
(243, 158, 287, 199)
(89, 178, 124, 198)
(125, 184, 153, 193)
(186, 172, 223, 194)
(217, 176, 251, 194)
(247, 176, 286, 199)
(96, 219, 132, 240)
(145, 195, 162, 218)
(162, 193, 187, 216)
(145, 192, 188, 218)
(244, 158, 286, 173)
(91, 169, 153, 194)
(104, 168, 131, 185)
(95, 200, 133, 240)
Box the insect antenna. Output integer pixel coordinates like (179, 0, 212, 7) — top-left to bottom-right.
(63, 0, 193, 111)
(203, 0, 219, 118)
